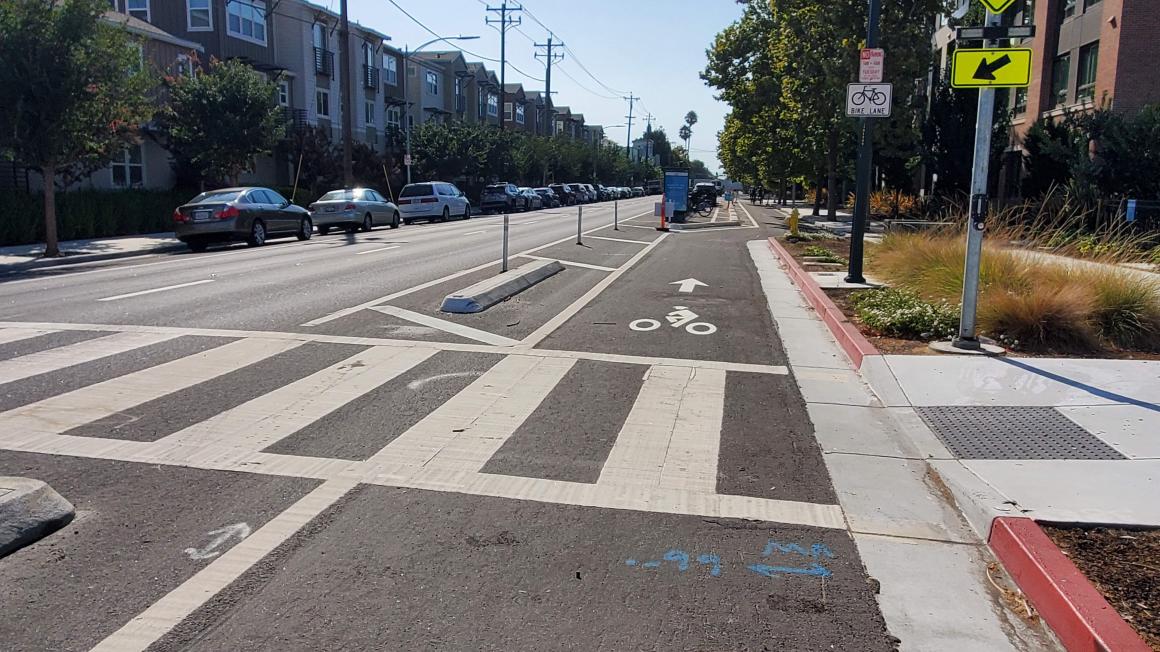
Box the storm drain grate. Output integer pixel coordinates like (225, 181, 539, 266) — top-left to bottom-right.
(914, 406, 1126, 460)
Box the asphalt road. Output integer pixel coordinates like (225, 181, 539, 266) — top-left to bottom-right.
(0, 198, 897, 651)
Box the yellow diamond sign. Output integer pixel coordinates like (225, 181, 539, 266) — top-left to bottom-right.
(978, 0, 1018, 13)
(951, 48, 1033, 88)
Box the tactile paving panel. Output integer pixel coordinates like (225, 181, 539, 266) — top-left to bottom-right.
(914, 406, 1126, 460)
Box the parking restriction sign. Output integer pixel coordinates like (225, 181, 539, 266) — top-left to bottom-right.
(859, 48, 884, 83)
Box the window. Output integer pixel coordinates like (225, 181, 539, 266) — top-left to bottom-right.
(478, 90, 485, 118)
(227, 0, 267, 46)
(175, 53, 195, 78)
(187, 0, 211, 31)
(386, 107, 401, 129)
(312, 23, 326, 49)
(1062, 0, 1076, 20)
(127, 0, 149, 21)
(316, 89, 330, 117)
(515, 104, 525, 124)
(1051, 54, 1071, 106)
(1077, 42, 1099, 101)
(425, 70, 438, 95)
(1014, 87, 1028, 115)
(277, 80, 289, 107)
(504, 102, 513, 121)
(365, 101, 375, 125)
(384, 55, 397, 85)
(1020, 0, 1034, 26)
(487, 93, 498, 117)
(362, 42, 373, 68)
(111, 144, 144, 188)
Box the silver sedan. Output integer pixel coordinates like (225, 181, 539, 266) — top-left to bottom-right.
(309, 188, 401, 234)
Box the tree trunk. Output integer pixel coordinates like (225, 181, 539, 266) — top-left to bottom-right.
(812, 172, 823, 216)
(826, 128, 839, 218)
(42, 164, 60, 258)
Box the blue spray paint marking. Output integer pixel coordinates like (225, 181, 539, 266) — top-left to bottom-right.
(641, 561, 661, 569)
(761, 540, 835, 560)
(625, 559, 638, 567)
(697, 553, 722, 577)
(748, 563, 832, 579)
(663, 549, 690, 571)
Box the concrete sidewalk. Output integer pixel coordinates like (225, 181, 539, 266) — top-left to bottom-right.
(0, 233, 181, 269)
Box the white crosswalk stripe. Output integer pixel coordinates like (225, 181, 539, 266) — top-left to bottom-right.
(0, 327, 57, 345)
(0, 331, 181, 385)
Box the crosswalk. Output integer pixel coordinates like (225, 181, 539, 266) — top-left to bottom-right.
(0, 324, 843, 529)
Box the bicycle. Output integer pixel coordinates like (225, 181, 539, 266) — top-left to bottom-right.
(850, 85, 887, 107)
(693, 197, 716, 218)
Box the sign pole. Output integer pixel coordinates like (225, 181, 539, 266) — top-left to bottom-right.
(502, 212, 510, 273)
(952, 9, 1001, 351)
(576, 204, 583, 245)
(846, 0, 881, 284)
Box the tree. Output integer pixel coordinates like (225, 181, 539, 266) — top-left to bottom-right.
(162, 58, 285, 187)
(0, 0, 154, 256)
(682, 111, 698, 152)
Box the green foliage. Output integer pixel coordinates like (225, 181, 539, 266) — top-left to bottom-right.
(802, 244, 846, 263)
(0, 189, 189, 245)
(850, 288, 960, 340)
(162, 58, 285, 186)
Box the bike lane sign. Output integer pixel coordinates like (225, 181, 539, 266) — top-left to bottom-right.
(845, 83, 892, 118)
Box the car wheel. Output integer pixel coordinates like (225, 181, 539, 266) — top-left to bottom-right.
(441, 207, 450, 222)
(247, 220, 266, 247)
(318, 225, 331, 236)
(297, 217, 313, 241)
(362, 213, 373, 232)
(462, 204, 471, 220)
(390, 212, 400, 229)
(187, 240, 208, 252)
(403, 218, 413, 226)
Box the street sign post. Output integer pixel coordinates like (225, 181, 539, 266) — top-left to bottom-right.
(845, 83, 893, 118)
(977, 0, 1017, 12)
(859, 48, 884, 83)
(951, 48, 1033, 88)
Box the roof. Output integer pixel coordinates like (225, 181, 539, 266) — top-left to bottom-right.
(503, 83, 524, 93)
(101, 11, 203, 51)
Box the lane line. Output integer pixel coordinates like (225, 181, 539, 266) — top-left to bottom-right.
(0, 321, 791, 375)
(354, 245, 401, 256)
(619, 224, 657, 230)
(588, 235, 651, 246)
(90, 478, 358, 652)
(711, 207, 720, 223)
(96, 279, 215, 302)
(0, 338, 303, 436)
(517, 254, 616, 272)
(362, 356, 576, 484)
(463, 230, 488, 236)
(156, 346, 436, 451)
(369, 305, 520, 346)
(517, 231, 670, 348)
(0, 331, 181, 385)
(0, 328, 56, 345)
(736, 200, 761, 228)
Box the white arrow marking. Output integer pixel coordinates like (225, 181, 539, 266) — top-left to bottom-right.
(671, 278, 708, 293)
(183, 523, 251, 560)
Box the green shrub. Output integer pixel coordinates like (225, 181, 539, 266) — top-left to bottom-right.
(1088, 272, 1160, 350)
(0, 188, 192, 246)
(850, 288, 960, 340)
(802, 244, 847, 263)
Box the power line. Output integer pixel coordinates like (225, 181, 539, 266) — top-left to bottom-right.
(554, 66, 619, 100)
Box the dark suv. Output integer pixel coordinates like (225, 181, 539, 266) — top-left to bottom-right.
(480, 183, 523, 214)
(549, 183, 576, 206)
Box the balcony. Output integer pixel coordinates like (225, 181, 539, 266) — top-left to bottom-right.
(314, 47, 334, 77)
(281, 107, 308, 134)
(363, 65, 379, 90)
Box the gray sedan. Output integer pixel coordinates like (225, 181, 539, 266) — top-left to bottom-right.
(309, 188, 400, 234)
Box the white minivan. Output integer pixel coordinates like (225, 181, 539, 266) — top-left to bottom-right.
(397, 181, 472, 224)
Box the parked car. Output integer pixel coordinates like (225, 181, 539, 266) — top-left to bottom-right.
(582, 184, 598, 202)
(549, 183, 576, 205)
(534, 187, 561, 208)
(309, 188, 399, 235)
(518, 187, 543, 210)
(560, 183, 582, 203)
(691, 182, 718, 207)
(618, 187, 632, 199)
(481, 182, 524, 213)
(631, 187, 645, 197)
(396, 181, 471, 224)
(174, 187, 311, 252)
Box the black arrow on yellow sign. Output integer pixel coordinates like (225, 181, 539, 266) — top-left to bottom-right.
(972, 54, 1012, 81)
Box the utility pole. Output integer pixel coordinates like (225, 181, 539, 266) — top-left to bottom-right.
(339, 0, 353, 187)
(644, 112, 654, 133)
(486, 2, 522, 131)
(845, 0, 880, 284)
(534, 35, 564, 137)
(623, 93, 638, 161)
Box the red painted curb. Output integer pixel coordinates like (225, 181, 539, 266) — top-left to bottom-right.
(989, 517, 1151, 652)
(766, 237, 879, 369)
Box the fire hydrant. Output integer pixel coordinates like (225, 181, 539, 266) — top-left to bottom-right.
(788, 208, 801, 237)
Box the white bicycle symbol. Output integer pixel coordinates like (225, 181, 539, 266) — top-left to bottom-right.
(630, 306, 718, 335)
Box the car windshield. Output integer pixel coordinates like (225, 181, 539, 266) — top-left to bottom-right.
(190, 190, 242, 204)
(318, 190, 359, 201)
(485, 185, 508, 192)
(399, 184, 434, 198)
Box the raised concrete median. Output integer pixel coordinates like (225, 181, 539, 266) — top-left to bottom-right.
(441, 259, 565, 314)
(670, 219, 742, 230)
(1, 477, 75, 557)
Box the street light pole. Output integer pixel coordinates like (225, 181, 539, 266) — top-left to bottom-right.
(845, 0, 880, 284)
(339, 0, 353, 187)
(403, 35, 480, 186)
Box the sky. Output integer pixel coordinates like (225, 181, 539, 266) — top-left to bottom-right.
(340, 0, 746, 174)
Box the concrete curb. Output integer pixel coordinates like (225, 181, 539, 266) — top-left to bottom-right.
(0, 477, 75, 558)
(989, 517, 1151, 652)
(669, 220, 743, 230)
(0, 240, 184, 272)
(441, 259, 565, 314)
(766, 237, 879, 369)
